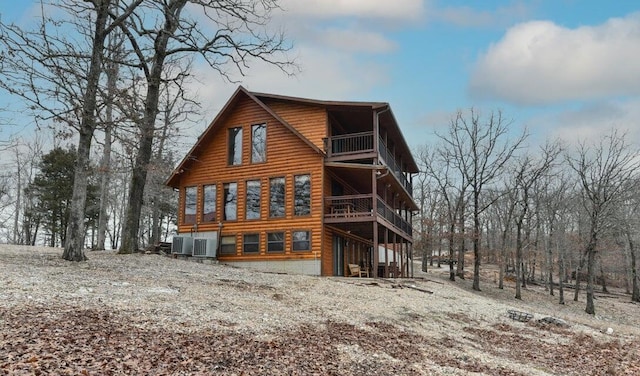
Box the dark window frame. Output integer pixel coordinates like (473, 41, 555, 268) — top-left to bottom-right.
(245, 179, 261, 220)
(220, 235, 236, 255)
(292, 230, 311, 252)
(267, 232, 285, 253)
(251, 123, 267, 163)
(202, 184, 217, 222)
(269, 176, 286, 218)
(294, 174, 311, 216)
(223, 182, 238, 221)
(243, 233, 260, 254)
(183, 186, 197, 224)
(227, 126, 243, 166)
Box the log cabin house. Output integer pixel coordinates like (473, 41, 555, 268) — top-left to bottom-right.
(166, 86, 418, 277)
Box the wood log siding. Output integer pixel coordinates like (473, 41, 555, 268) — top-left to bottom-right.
(260, 99, 328, 150)
(176, 96, 325, 260)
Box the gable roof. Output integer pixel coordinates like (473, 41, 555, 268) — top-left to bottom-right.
(166, 86, 324, 187)
(166, 86, 418, 187)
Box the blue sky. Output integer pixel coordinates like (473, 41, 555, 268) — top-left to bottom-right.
(2, 0, 640, 151)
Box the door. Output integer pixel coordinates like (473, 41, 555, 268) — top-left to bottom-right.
(332, 235, 344, 276)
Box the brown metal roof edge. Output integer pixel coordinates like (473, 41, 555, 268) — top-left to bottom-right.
(252, 90, 418, 173)
(250, 90, 388, 110)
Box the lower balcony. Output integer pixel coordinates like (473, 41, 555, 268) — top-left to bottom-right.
(324, 195, 413, 238)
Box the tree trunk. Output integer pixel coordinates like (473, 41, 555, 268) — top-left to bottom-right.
(119, 1, 187, 253)
(599, 256, 608, 293)
(585, 234, 598, 315)
(62, 1, 111, 261)
(558, 242, 565, 305)
(515, 218, 523, 300)
(628, 231, 639, 302)
(472, 193, 481, 291)
(96, 124, 112, 251)
(449, 221, 455, 281)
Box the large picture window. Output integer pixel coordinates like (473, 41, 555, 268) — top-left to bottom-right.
(267, 232, 284, 253)
(245, 180, 261, 220)
(292, 231, 311, 251)
(223, 182, 237, 220)
(228, 127, 242, 165)
(243, 233, 260, 254)
(202, 184, 216, 222)
(184, 186, 197, 224)
(269, 177, 285, 218)
(294, 174, 311, 216)
(251, 123, 266, 163)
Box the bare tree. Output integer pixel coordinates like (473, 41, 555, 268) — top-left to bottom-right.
(512, 141, 560, 299)
(0, 0, 142, 260)
(438, 109, 526, 291)
(566, 129, 639, 314)
(114, 0, 294, 253)
(418, 145, 468, 281)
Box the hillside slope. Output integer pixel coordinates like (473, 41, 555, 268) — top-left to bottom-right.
(1, 245, 638, 375)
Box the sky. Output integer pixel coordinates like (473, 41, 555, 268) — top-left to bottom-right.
(2, 0, 640, 153)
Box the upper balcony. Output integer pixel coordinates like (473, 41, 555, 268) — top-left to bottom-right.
(324, 132, 413, 196)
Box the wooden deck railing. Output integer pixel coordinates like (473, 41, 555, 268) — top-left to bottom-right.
(327, 131, 374, 157)
(325, 132, 412, 195)
(324, 194, 413, 237)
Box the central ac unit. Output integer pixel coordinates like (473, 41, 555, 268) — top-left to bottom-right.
(172, 235, 193, 255)
(193, 234, 218, 258)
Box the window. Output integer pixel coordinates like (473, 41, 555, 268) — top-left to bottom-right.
(220, 235, 236, 255)
(184, 186, 197, 224)
(202, 184, 216, 222)
(294, 174, 311, 216)
(228, 127, 242, 165)
(292, 231, 310, 251)
(267, 232, 284, 253)
(269, 177, 285, 218)
(243, 233, 260, 254)
(245, 180, 261, 220)
(251, 123, 266, 163)
(223, 182, 237, 220)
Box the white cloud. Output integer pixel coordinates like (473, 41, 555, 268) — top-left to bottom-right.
(315, 28, 397, 53)
(187, 44, 387, 139)
(531, 100, 640, 146)
(435, 2, 531, 28)
(469, 13, 640, 105)
(279, 0, 425, 22)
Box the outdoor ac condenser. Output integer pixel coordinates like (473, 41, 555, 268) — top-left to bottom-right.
(193, 234, 218, 258)
(171, 236, 193, 255)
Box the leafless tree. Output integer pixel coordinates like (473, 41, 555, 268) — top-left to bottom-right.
(0, 0, 142, 260)
(566, 129, 639, 314)
(418, 144, 468, 281)
(438, 109, 526, 291)
(512, 141, 560, 299)
(115, 0, 295, 253)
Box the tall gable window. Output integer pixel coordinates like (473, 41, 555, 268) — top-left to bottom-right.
(228, 127, 242, 165)
(223, 182, 237, 220)
(294, 174, 311, 216)
(184, 186, 197, 224)
(269, 177, 285, 218)
(202, 184, 216, 222)
(245, 180, 261, 220)
(251, 123, 266, 163)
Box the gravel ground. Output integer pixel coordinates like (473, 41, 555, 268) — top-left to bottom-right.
(1, 245, 639, 375)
